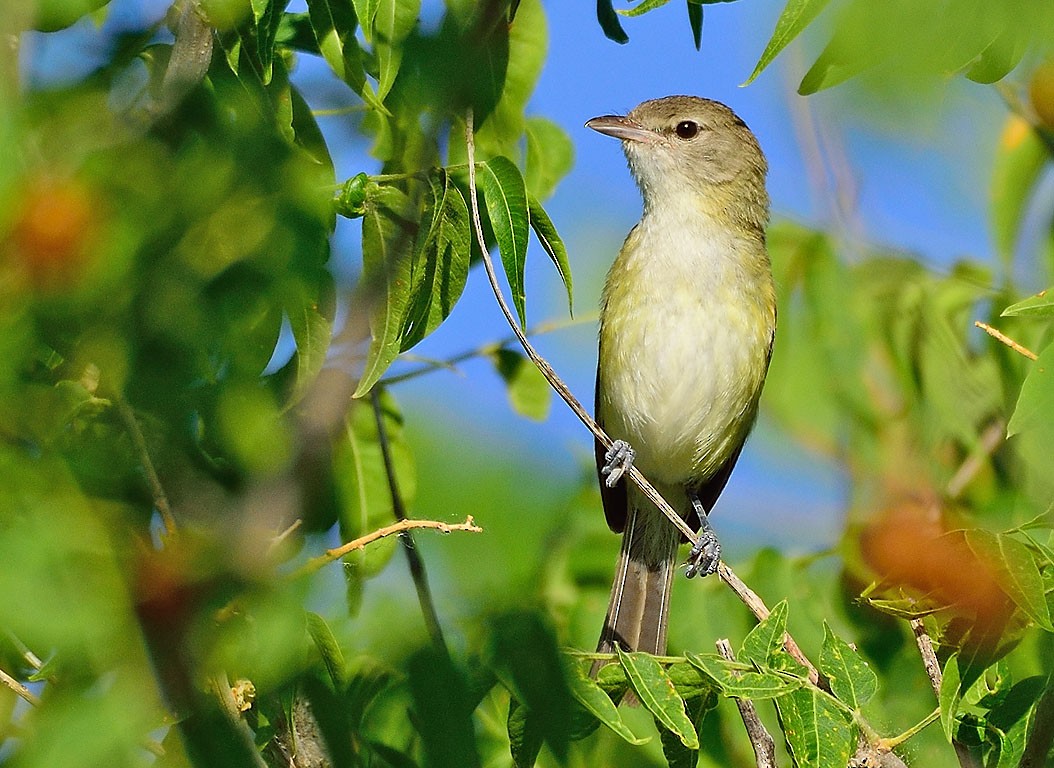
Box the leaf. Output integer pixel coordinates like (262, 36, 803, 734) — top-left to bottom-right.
(939, 655, 962, 742)
(287, 299, 332, 405)
(991, 117, 1048, 265)
(306, 0, 387, 113)
(818, 623, 877, 709)
(1002, 289, 1054, 318)
(617, 0, 673, 17)
(372, 0, 420, 102)
(351, 0, 379, 34)
(524, 117, 574, 201)
(744, 0, 831, 85)
(685, 653, 801, 700)
(1008, 340, 1054, 437)
(740, 599, 789, 665)
(687, 0, 703, 49)
(492, 349, 551, 421)
(305, 611, 347, 690)
(596, 0, 628, 43)
(507, 699, 544, 768)
(616, 648, 699, 749)
(965, 530, 1054, 631)
(565, 663, 650, 745)
(479, 157, 530, 326)
(355, 184, 419, 397)
(526, 195, 573, 314)
(400, 172, 471, 351)
(966, 22, 1029, 84)
(775, 685, 856, 768)
(407, 647, 481, 768)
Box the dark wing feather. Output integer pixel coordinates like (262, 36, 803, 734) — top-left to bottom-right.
(595, 364, 628, 533)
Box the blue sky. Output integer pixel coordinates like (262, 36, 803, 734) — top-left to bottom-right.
(23, 0, 1013, 554)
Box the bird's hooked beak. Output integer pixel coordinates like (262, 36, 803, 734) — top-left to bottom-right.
(586, 115, 662, 144)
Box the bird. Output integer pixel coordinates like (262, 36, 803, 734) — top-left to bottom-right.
(587, 95, 776, 659)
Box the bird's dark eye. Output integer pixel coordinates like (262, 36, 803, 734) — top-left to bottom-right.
(675, 120, 699, 139)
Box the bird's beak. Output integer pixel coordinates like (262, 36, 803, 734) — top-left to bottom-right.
(586, 115, 661, 144)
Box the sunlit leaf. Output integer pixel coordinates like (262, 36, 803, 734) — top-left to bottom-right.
(306, 0, 387, 113)
(527, 195, 573, 314)
(616, 648, 699, 749)
(524, 117, 574, 202)
(1007, 341, 1054, 437)
(685, 653, 801, 700)
(617, 0, 673, 18)
(965, 530, 1053, 631)
(1002, 289, 1054, 317)
(373, 0, 420, 102)
(565, 663, 650, 745)
(818, 623, 877, 709)
(739, 599, 788, 665)
(479, 157, 530, 326)
(775, 685, 856, 767)
(744, 0, 830, 85)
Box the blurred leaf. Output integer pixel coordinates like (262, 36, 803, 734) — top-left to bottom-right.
(819, 623, 878, 709)
(744, 0, 830, 85)
(407, 646, 481, 768)
(306, 611, 347, 690)
(492, 349, 551, 421)
(355, 183, 419, 397)
(617, 0, 673, 17)
(527, 195, 573, 315)
(940, 655, 962, 742)
(616, 648, 699, 749)
(965, 20, 1029, 84)
(685, 653, 801, 700)
(373, 0, 421, 102)
(1008, 341, 1054, 437)
(479, 157, 530, 326)
(508, 699, 544, 768)
(524, 117, 574, 201)
(965, 530, 1053, 631)
(687, 0, 702, 50)
(1002, 288, 1054, 317)
(739, 599, 789, 665)
(307, 0, 387, 113)
(991, 117, 1048, 265)
(565, 662, 650, 745)
(287, 299, 332, 405)
(596, 0, 629, 43)
(775, 685, 856, 767)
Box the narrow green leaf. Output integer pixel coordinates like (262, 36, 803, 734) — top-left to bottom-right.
(740, 600, 789, 665)
(508, 699, 544, 768)
(287, 300, 332, 405)
(966, 22, 1029, 84)
(524, 117, 574, 201)
(597, 0, 629, 43)
(818, 623, 878, 709)
(492, 349, 551, 421)
(306, 611, 347, 690)
(565, 664, 650, 745)
(685, 653, 801, 700)
(355, 184, 419, 397)
(373, 0, 420, 101)
(526, 195, 573, 315)
(744, 0, 830, 85)
(775, 686, 856, 768)
(687, 0, 703, 49)
(1002, 289, 1054, 318)
(991, 118, 1048, 264)
(306, 0, 387, 113)
(965, 530, 1054, 631)
(939, 656, 962, 742)
(616, 648, 699, 749)
(1008, 341, 1054, 436)
(479, 157, 530, 326)
(617, 0, 673, 18)
(351, 0, 379, 36)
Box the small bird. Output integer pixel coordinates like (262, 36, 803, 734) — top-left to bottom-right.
(588, 96, 776, 659)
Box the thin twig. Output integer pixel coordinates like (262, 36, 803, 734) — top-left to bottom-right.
(371, 389, 449, 654)
(289, 517, 483, 579)
(0, 666, 39, 706)
(716, 638, 777, 768)
(1019, 676, 1054, 768)
(975, 321, 1038, 360)
(266, 519, 302, 558)
(116, 398, 177, 539)
(945, 420, 1005, 500)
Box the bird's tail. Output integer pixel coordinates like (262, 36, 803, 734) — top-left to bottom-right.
(594, 494, 682, 667)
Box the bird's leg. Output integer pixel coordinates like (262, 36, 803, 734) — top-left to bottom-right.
(685, 493, 721, 578)
(600, 440, 635, 488)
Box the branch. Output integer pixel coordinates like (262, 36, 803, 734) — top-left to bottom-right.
(371, 389, 449, 654)
(975, 321, 1038, 361)
(716, 638, 777, 768)
(116, 398, 177, 539)
(0, 665, 39, 706)
(289, 517, 483, 579)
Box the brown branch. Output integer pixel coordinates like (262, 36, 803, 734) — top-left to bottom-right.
(716, 638, 777, 768)
(116, 398, 177, 539)
(0, 665, 39, 706)
(975, 321, 1038, 361)
(290, 517, 482, 579)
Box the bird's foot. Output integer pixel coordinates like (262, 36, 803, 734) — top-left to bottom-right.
(685, 495, 721, 578)
(601, 440, 635, 488)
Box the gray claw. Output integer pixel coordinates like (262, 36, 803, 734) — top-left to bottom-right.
(685, 531, 721, 578)
(601, 440, 635, 488)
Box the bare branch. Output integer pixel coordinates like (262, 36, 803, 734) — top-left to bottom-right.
(0, 665, 40, 706)
(116, 398, 177, 539)
(975, 321, 1038, 361)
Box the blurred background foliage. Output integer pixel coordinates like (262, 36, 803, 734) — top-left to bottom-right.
(2, 0, 1054, 766)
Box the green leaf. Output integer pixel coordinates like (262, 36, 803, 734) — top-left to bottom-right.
(616, 648, 699, 749)
(492, 349, 551, 421)
(775, 685, 856, 768)
(565, 663, 650, 745)
(526, 195, 573, 314)
(407, 647, 481, 768)
(966, 22, 1029, 84)
(351, 0, 379, 34)
(355, 184, 419, 397)
(508, 699, 544, 768)
(965, 530, 1054, 631)
(939, 655, 962, 742)
(1008, 340, 1054, 437)
(287, 298, 332, 405)
(306, 0, 387, 113)
(685, 653, 801, 700)
(479, 157, 530, 326)
(596, 0, 629, 43)
(1002, 288, 1054, 318)
(740, 599, 789, 665)
(991, 118, 1048, 265)
(305, 611, 347, 690)
(372, 0, 420, 102)
(818, 623, 877, 709)
(744, 0, 830, 85)
(687, 0, 703, 49)
(617, 0, 673, 17)
(524, 117, 574, 202)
